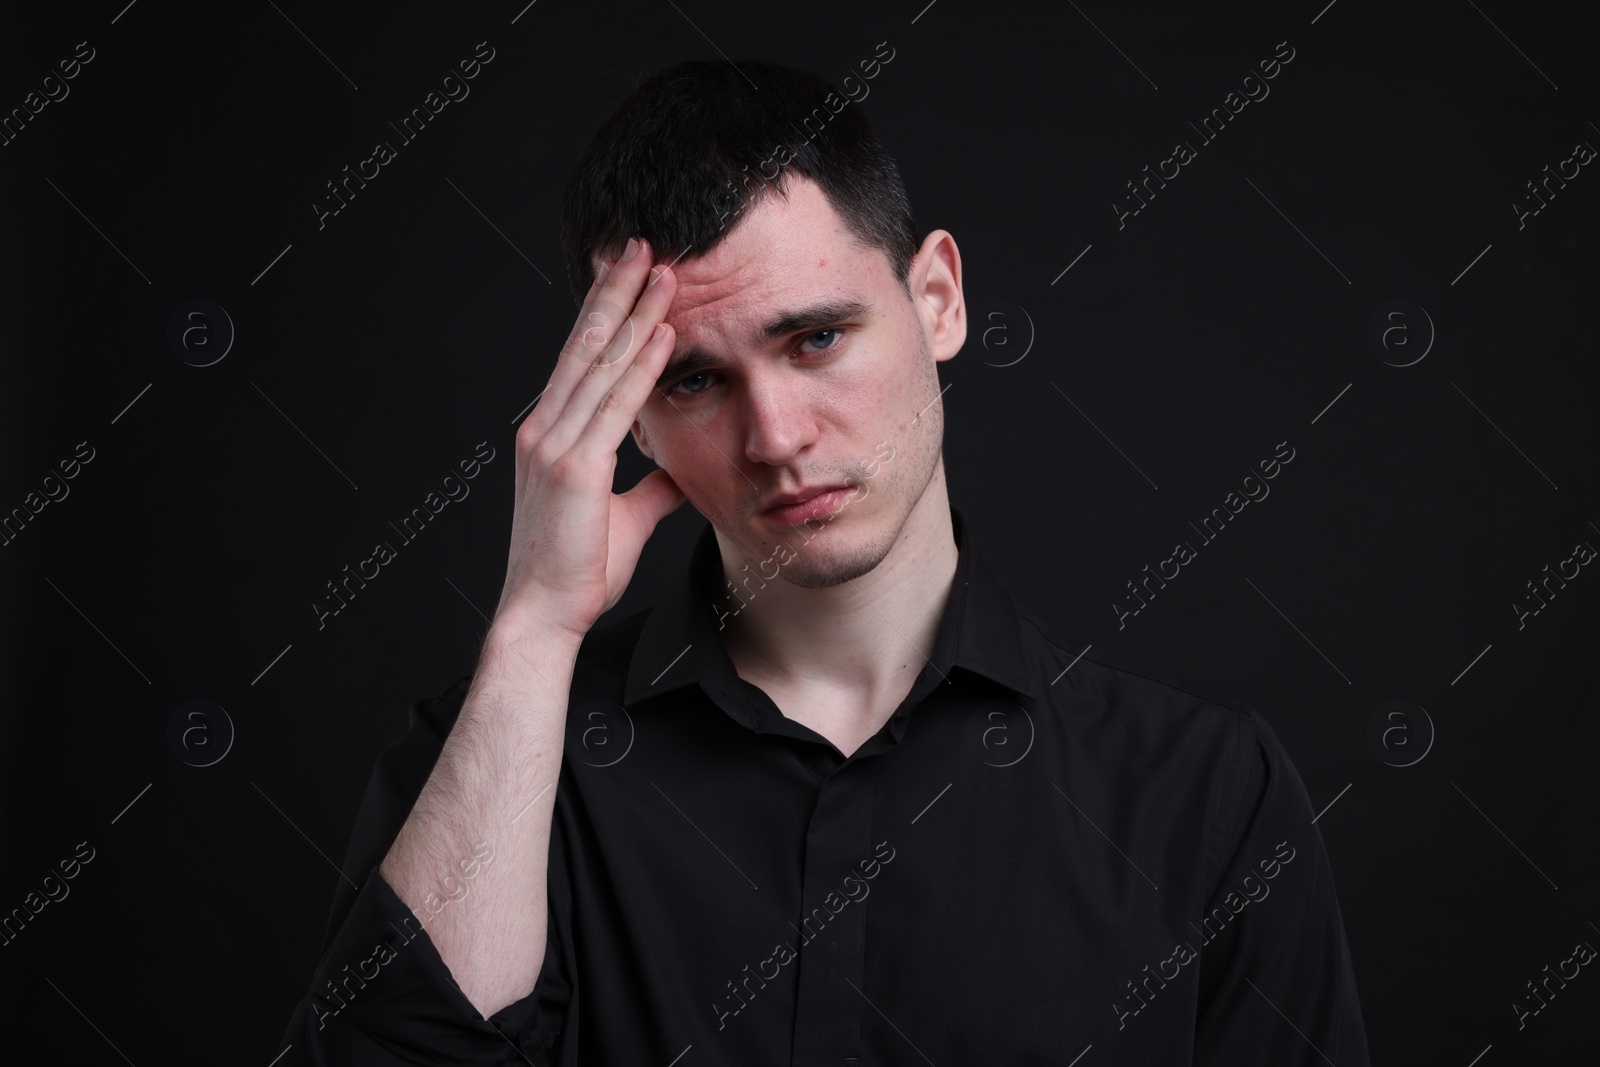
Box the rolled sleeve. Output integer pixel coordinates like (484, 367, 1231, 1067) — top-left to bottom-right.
(276, 675, 571, 1064)
(1192, 708, 1371, 1066)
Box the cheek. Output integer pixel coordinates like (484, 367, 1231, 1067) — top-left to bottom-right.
(652, 420, 724, 489)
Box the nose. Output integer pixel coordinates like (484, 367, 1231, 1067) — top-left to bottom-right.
(741, 366, 818, 467)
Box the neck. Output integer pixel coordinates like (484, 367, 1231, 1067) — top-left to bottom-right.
(712, 463, 960, 700)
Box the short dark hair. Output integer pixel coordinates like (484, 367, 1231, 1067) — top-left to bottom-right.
(559, 58, 919, 306)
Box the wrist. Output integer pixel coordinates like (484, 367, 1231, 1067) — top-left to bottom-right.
(482, 606, 586, 663)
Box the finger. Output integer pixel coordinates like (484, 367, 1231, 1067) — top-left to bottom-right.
(567, 320, 677, 468)
(512, 253, 615, 481)
(581, 264, 673, 370)
(575, 239, 676, 374)
(546, 262, 676, 454)
(612, 467, 688, 563)
(514, 239, 651, 488)
(620, 467, 687, 527)
(530, 238, 656, 440)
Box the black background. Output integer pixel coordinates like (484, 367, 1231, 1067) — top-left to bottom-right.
(2, 0, 1596, 1063)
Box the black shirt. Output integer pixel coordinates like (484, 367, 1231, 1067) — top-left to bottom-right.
(279, 505, 1371, 1065)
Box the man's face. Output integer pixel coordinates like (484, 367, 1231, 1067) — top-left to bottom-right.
(604, 175, 965, 588)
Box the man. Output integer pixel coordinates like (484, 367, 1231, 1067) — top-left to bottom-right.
(279, 57, 1371, 1065)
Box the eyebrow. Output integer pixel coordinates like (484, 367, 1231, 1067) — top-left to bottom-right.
(656, 298, 873, 385)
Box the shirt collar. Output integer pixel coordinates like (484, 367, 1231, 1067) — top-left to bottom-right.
(623, 504, 1040, 709)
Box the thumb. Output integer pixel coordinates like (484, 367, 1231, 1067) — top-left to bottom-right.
(622, 466, 687, 526)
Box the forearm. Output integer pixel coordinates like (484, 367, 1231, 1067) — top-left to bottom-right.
(378, 617, 581, 1019)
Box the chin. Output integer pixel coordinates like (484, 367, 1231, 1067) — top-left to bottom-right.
(778, 520, 894, 589)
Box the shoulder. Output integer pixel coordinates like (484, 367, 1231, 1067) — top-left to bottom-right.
(1013, 608, 1314, 825)
(1016, 609, 1317, 886)
(1016, 606, 1263, 752)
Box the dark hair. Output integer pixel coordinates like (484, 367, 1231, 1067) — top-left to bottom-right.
(559, 58, 919, 306)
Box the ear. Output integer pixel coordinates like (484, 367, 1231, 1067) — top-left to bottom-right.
(909, 230, 965, 363)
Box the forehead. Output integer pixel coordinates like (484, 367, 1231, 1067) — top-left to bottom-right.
(664, 177, 884, 337)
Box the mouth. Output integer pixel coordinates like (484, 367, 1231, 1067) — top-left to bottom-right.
(758, 486, 857, 525)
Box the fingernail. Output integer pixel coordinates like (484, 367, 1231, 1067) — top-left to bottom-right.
(647, 265, 664, 287)
(622, 237, 640, 262)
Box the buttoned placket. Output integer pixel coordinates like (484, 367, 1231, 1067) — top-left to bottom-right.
(621, 508, 1037, 1065)
(699, 645, 957, 1066)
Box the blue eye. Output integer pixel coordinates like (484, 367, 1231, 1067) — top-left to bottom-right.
(666, 328, 846, 398)
(799, 328, 843, 353)
(676, 372, 713, 396)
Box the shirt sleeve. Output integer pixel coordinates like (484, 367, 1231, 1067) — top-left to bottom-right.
(275, 675, 573, 1065)
(1191, 707, 1371, 1066)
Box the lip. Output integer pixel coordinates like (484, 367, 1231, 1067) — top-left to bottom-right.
(759, 485, 857, 525)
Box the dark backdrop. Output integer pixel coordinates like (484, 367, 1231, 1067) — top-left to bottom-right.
(3, 0, 1595, 1063)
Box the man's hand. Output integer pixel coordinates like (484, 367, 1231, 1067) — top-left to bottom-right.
(495, 236, 684, 642)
